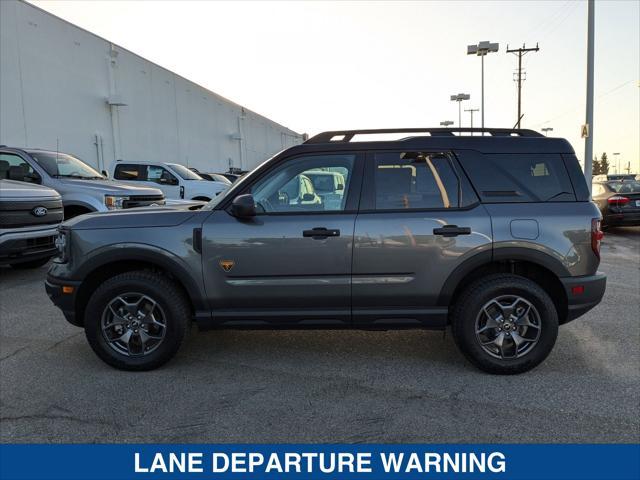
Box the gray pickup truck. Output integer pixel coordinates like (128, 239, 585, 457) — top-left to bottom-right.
(0, 179, 62, 268)
(0, 147, 165, 218)
(46, 128, 606, 374)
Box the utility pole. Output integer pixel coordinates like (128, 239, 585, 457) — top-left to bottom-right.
(464, 108, 479, 134)
(584, 0, 595, 192)
(506, 43, 540, 128)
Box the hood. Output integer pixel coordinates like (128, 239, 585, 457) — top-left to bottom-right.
(56, 178, 163, 196)
(0, 179, 61, 200)
(64, 206, 202, 230)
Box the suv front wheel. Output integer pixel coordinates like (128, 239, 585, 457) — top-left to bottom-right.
(451, 274, 559, 375)
(84, 271, 190, 371)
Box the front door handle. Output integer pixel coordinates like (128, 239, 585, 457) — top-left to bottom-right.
(433, 225, 471, 237)
(303, 227, 341, 239)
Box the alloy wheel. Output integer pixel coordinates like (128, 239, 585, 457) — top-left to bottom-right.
(101, 293, 166, 356)
(475, 295, 542, 359)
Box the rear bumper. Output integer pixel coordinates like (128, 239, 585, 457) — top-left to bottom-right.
(45, 275, 82, 327)
(603, 212, 640, 227)
(560, 272, 607, 323)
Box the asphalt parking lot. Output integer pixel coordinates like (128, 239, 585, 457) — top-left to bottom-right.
(1, 228, 638, 444)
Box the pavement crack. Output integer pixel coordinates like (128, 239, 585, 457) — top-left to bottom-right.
(44, 332, 83, 352)
(0, 346, 29, 362)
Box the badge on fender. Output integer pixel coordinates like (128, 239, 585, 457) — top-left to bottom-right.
(219, 260, 235, 272)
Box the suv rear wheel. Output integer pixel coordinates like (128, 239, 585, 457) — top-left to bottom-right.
(451, 274, 558, 374)
(84, 270, 189, 371)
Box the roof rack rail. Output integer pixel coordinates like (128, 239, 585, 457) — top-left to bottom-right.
(305, 128, 544, 143)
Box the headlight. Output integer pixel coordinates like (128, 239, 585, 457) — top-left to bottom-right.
(104, 195, 129, 210)
(54, 228, 70, 263)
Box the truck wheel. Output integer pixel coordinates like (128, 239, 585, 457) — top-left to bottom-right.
(10, 257, 51, 269)
(84, 271, 190, 371)
(450, 274, 558, 375)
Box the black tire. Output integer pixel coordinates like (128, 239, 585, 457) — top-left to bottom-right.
(451, 274, 558, 375)
(84, 270, 190, 371)
(10, 257, 51, 269)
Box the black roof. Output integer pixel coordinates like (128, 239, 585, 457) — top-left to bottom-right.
(290, 128, 575, 155)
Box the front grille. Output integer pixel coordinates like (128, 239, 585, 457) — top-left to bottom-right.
(0, 199, 63, 228)
(122, 195, 165, 209)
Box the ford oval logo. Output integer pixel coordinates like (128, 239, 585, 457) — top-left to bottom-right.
(32, 206, 48, 217)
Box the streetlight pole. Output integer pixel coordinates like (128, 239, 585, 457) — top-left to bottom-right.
(541, 127, 553, 136)
(468, 41, 499, 132)
(450, 93, 470, 129)
(583, 0, 595, 192)
(612, 152, 620, 174)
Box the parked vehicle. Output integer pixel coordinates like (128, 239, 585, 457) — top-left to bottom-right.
(0, 179, 62, 268)
(592, 179, 640, 228)
(46, 128, 606, 374)
(0, 147, 165, 219)
(188, 168, 243, 183)
(189, 171, 232, 185)
(112, 162, 227, 201)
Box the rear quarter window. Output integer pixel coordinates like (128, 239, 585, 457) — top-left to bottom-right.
(456, 152, 576, 203)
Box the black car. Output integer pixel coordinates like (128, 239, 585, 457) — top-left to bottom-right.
(592, 180, 640, 228)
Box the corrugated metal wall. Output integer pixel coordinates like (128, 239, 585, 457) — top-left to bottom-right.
(0, 0, 303, 174)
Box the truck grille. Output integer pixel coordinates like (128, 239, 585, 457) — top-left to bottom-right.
(122, 195, 165, 209)
(0, 199, 63, 228)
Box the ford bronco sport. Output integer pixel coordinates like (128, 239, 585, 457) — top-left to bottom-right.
(45, 128, 606, 374)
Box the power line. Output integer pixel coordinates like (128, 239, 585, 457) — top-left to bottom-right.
(531, 79, 635, 128)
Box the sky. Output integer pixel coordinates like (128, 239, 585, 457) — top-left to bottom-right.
(30, 0, 640, 173)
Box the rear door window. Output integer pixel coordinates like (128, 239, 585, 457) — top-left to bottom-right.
(373, 152, 460, 210)
(457, 152, 576, 202)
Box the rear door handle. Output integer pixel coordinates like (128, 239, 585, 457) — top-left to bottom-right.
(433, 225, 471, 237)
(303, 227, 341, 239)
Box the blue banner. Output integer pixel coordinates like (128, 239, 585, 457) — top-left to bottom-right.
(1, 444, 638, 480)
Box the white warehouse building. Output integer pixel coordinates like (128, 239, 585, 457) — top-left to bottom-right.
(0, 0, 303, 175)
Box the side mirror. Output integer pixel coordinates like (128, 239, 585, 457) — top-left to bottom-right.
(336, 184, 344, 191)
(101, 170, 109, 179)
(302, 193, 315, 202)
(230, 194, 256, 218)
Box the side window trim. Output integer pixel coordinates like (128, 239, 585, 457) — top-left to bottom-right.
(229, 152, 365, 216)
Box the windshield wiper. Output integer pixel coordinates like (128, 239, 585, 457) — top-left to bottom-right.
(544, 191, 573, 201)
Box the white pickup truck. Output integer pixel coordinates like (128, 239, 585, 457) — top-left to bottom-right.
(112, 162, 228, 202)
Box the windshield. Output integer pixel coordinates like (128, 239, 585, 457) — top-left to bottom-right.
(167, 163, 204, 180)
(29, 151, 104, 179)
(608, 181, 640, 193)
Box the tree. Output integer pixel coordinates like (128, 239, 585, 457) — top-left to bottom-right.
(592, 156, 602, 175)
(600, 152, 610, 174)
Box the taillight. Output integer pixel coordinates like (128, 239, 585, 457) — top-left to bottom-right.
(608, 195, 630, 206)
(591, 218, 604, 259)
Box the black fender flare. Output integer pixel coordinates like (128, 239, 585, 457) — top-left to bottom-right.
(437, 247, 570, 305)
(75, 243, 209, 313)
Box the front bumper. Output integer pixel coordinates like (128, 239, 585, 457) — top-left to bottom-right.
(0, 225, 59, 265)
(560, 272, 607, 323)
(45, 275, 82, 327)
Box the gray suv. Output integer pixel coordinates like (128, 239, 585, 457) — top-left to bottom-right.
(45, 128, 606, 374)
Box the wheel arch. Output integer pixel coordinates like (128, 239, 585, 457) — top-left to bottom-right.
(73, 246, 209, 326)
(439, 249, 569, 324)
